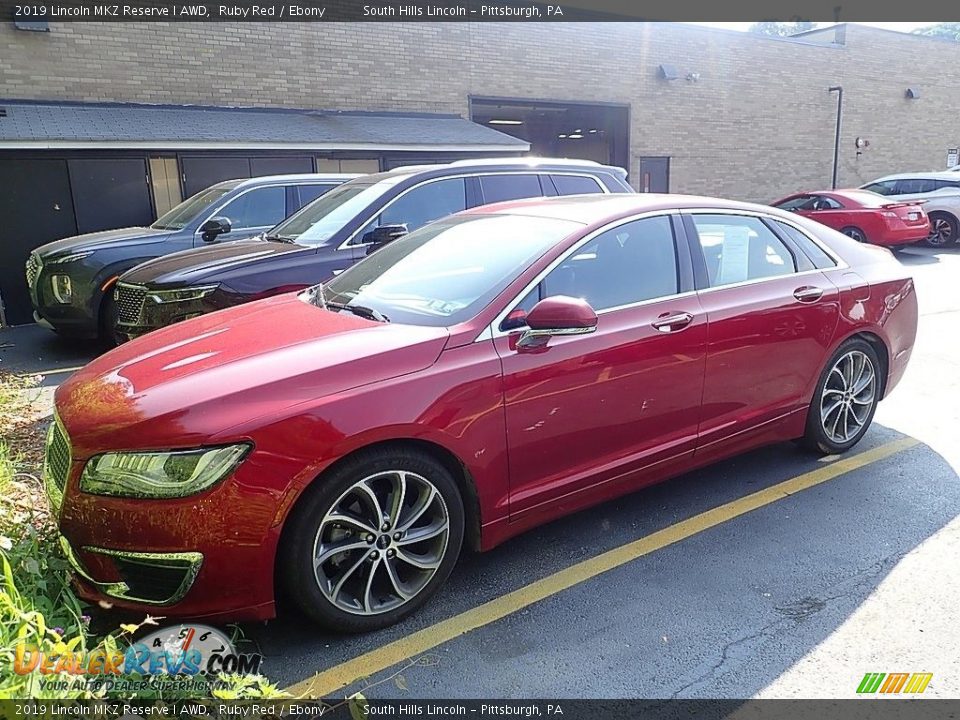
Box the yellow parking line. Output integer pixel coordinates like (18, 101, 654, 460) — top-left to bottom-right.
(29, 365, 85, 376)
(287, 436, 919, 699)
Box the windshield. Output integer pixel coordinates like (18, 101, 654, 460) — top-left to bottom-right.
(310, 214, 581, 327)
(150, 184, 236, 230)
(269, 181, 395, 245)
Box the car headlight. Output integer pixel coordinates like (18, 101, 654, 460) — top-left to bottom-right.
(146, 285, 219, 304)
(79, 445, 249, 498)
(48, 251, 94, 265)
(51, 274, 72, 304)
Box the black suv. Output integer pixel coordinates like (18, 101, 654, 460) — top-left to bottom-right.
(116, 159, 633, 338)
(26, 173, 356, 342)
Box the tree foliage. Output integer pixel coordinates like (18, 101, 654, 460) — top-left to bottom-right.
(749, 21, 817, 37)
(913, 23, 960, 41)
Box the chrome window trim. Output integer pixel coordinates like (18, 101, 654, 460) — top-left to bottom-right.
(484, 209, 683, 341)
(481, 207, 848, 343)
(336, 170, 613, 251)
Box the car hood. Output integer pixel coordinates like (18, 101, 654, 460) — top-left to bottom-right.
(55, 294, 449, 457)
(119, 238, 309, 286)
(36, 226, 174, 258)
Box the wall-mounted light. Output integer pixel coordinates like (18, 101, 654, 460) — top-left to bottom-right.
(905, 87, 921, 100)
(657, 64, 680, 81)
(686, 72, 701, 83)
(568, 134, 585, 139)
(488, 119, 524, 125)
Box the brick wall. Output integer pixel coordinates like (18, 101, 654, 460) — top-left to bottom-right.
(1, 21, 957, 201)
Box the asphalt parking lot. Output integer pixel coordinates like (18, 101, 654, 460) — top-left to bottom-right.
(2, 246, 958, 699)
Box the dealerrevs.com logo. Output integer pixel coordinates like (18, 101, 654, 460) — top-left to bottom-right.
(14, 623, 262, 693)
(857, 672, 934, 695)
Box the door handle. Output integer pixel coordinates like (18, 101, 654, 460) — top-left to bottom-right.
(793, 286, 823, 303)
(651, 312, 694, 332)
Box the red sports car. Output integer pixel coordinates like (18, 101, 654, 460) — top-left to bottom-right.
(771, 189, 929, 247)
(46, 195, 917, 631)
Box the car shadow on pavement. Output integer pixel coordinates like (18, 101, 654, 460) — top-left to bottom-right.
(0, 324, 100, 387)
(250, 423, 959, 698)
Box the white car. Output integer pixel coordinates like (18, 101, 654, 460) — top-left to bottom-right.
(861, 172, 960, 246)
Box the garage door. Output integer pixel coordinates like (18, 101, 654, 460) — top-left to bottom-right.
(68, 158, 154, 234)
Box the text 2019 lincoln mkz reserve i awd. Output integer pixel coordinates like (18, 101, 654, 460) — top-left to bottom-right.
(45, 194, 916, 632)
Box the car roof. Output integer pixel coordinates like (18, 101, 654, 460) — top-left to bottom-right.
(867, 171, 960, 182)
(372, 157, 626, 182)
(460, 193, 780, 225)
(218, 173, 362, 189)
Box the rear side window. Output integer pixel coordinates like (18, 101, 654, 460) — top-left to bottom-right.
(772, 221, 837, 269)
(551, 174, 604, 195)
(219, 186, 287, 229)
(479, 174, 544, 204)
(895, 178, 937, 195)
(692, 214, 797, 287)
(295, 183, 338, 210)
(935, 180, 960, 190)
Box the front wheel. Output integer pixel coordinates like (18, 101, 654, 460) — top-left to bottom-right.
(802, 338, 882, 455)
(280, 448, 464, 632)
(98, 293, 123, 349)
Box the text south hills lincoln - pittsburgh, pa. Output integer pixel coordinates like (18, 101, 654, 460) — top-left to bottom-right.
(362, 4, 564, 17)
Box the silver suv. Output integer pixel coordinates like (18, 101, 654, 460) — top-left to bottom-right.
(861, 172, 960, 246)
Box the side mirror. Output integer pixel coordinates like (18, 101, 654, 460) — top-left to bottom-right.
(517, 295, 598, 349)
(200, 216, 232, 241)
(363, 224, 408, 255)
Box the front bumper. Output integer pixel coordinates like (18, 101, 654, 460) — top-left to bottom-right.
(45, 423, 282, 622)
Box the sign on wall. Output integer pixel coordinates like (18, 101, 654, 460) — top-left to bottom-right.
(947, 148, 959, 169)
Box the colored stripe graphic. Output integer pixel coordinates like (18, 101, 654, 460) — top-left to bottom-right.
(857, 672, 932, 694)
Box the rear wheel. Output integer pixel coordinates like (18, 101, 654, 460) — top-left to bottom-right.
(925, 212, 958, 247)
(841, 226, 867, 243)
(802, 338, 881, 455)
(280, 447, 464, 632)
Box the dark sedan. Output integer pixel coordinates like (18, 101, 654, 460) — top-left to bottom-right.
(26, 173, 355, 343)
(113, 158, 633, 339)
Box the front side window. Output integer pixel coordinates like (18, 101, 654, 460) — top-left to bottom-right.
(692, 214, 796, 287)
(150, 183, 236, 230)
(861, 180, 897, 196)
(380, 177, 467, 230)
(219, 186, 287, 229)
(479, 174, 543, 204)
(317, 214, 580, 327)
(503, 216, 679, 328)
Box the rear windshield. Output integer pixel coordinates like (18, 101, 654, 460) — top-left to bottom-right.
(150, 183, 238, 230)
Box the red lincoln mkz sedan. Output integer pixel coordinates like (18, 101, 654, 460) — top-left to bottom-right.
(771, 189, 929, 247)
(46, 194, 917, 632)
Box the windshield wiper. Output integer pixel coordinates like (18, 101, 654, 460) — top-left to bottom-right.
(263, 233, 298, 244)
(325, 301, 389, 323)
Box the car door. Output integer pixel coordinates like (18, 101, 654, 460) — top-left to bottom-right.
(493, 214, 707, 519)
(194, 185, 289, 245)
(684, 212, 840, 457)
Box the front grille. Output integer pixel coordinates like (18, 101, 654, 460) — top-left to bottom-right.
(43, 418, 71, 494)
(115, 282, 147, 325)
(25, 253, 41, 289)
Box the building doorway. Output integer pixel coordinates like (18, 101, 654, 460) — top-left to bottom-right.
(470, 97, 629, 174)
(638, 157, 670, 193)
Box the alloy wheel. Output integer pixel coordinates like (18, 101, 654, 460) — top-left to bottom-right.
(312, 470, 450, 616)
(819, 349, 877, 444)
(928, 217, 954, 246)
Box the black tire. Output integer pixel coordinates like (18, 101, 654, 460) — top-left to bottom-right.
(801, 337, 882, 455)
(279, 447, 464, 633)
(841, 226, 867, 243)
(925, 212, 958, 248)
(98, 292, 123, 349)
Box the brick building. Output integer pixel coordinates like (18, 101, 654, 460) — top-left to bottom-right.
(1, 20, 958, 322)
